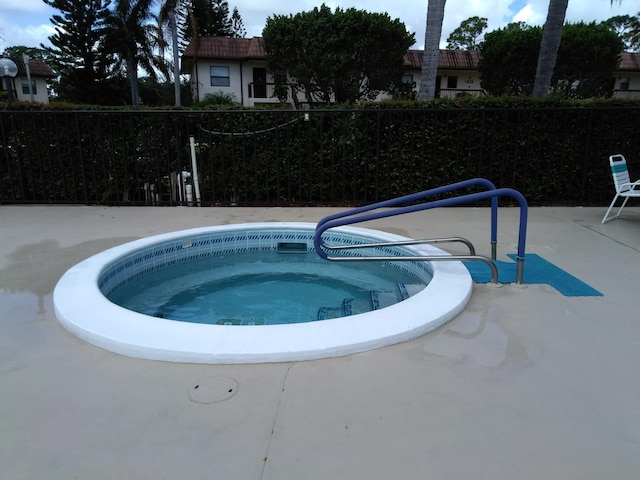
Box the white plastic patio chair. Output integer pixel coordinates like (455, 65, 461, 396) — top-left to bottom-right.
(601, 154, 640, 224)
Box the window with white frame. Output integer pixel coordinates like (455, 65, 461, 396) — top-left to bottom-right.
(619, 77, 630, 90)
(21, 80, 37, 95)
(210, 66, 230, 87)
(402, 74, 414, 84)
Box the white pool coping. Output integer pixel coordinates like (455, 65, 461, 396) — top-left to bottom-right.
(53, 222, 472, 364)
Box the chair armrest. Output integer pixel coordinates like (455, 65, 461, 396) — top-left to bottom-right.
(620, 180, 640, 191)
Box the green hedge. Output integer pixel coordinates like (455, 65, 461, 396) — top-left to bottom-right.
(1, 97, 639, 205)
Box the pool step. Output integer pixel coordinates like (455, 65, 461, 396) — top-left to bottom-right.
(398, 283, 426, 300)
(317, 306, 342, 320)
(317, 297, 355, 320)
(316, 290, 397, 319)
(317, 297, 376, 319)
(216, 318, 266, 326)
(370, 290, 397, 310)
(317, 283, 426, 320)
(349, 298, 373, 315)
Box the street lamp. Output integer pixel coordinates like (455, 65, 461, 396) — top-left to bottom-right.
(0, 58, 19, 101)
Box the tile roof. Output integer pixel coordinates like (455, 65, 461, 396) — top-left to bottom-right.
(4, 56, 56, 77)
(182, 36, 481, 71)
(437, 49, 481, 70)
(182, 36, 639, 74)
(618, 51, 640, 71)
(183, 36, 265, 60)
(404, 49, 481, 70)
(403, 50, 422, 69)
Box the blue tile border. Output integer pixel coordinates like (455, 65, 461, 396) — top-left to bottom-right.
(464, 253, 603, 297)
(98, 228, 433, 296)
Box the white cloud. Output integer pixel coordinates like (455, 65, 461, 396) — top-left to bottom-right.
(3, 0, 50, 14)
(0, 22, 54, 51)
(440, 0, 516, 47)
(509, 0, 639, 28)
(0, 0, 56, 50)
(2, 0, 640, 52)
(511, 4, 546, 25)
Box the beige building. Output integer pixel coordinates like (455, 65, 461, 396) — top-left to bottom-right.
(0, 56, 56, 103)
(402, 49, 483, 98)
(181, 36, 640, 106)
(181, 37, 484, 107)
(612, 52, 640, 99)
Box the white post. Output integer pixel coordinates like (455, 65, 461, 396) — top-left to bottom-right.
(180, 170, 190, 204)
(189, 135, 202, 207)
(23, 55, 34, 102)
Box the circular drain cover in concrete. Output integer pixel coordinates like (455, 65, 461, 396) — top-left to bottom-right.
(188, 375, 238, 404)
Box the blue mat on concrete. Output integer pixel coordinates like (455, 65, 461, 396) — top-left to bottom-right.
(464, 253, 602, 297)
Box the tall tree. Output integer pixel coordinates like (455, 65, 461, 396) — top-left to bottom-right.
(263, 5, 414, 104)
(41, 0, 111, 104)
(418, 0, 446, 100)
(182, 0, 233, 38)
(2, 46, 50, 60)
(603, 14, 640, 51)
(531, 0, 569, 97)
(104, 0, 164, 105)
(479, 21, 621, 98)
(479, 23, 542, 96)
(446, 16, 487, 50)
(533, 0, 623, 97)
(178, 0, 241, 53)
(553, 22, 622, 98)
(626, 14, 640, 50)
(159, 0, 189, 105)
(230, 7, 246, 38)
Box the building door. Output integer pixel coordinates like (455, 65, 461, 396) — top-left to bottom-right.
(253, 68, 267, 98)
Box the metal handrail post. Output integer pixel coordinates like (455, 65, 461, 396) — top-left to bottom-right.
(491, 196, 498, 260)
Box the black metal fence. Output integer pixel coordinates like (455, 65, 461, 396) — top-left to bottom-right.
(1, 107, 638, 206)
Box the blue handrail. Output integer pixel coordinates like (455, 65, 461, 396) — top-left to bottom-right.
(316, 178, 499, 255)
(314, 183, 529, 284)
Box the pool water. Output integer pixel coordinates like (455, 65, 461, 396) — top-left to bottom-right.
(107, 251, 428, 325)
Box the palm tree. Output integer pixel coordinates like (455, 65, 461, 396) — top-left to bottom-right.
(418, 0, 446, 100)
(532, 0, 623, 97)
(531, 0, 568, 97)
(159, 0, 185, 105)
(104, 0, 165, 105)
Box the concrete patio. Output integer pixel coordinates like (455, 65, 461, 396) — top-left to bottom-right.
(1, 205, 639, 479)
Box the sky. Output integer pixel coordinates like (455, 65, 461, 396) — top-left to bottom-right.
(1, 0, 639, 53)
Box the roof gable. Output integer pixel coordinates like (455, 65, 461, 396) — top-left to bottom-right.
(619, 51, 640, 71)
(183, 36, 265, 60)
(183, 36, 481, 71)
(4, 57, 56, 78)
(182, 36, 640, 75)
(404, 49, 480, 70)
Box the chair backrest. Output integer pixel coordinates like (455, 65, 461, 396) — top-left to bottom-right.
(610, 154, 632, 193)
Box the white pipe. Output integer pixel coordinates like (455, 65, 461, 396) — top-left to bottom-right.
(189, 135, 202, 206)
(180, 170, 190, 204)
(185, 184, 193, 206)
(23, 55, 34, 102)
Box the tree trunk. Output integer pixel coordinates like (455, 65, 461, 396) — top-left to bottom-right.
(127, 55, 140, 106)
(170, 9, 181, 106)
(532, 0, 569, 97)
(418, 0, 446, 100)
